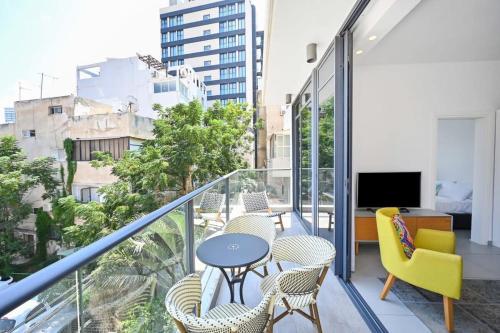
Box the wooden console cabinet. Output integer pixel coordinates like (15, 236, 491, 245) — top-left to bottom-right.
(354, 209, 452, 255)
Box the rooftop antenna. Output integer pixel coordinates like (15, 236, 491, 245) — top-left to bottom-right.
(38, 72, 59, 99)
(18, 82, 32, 100)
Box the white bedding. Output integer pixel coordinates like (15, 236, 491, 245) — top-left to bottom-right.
(435, 195, 472, 214)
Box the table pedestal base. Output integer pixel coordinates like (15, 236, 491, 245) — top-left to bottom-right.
(219, 265, 250, 304)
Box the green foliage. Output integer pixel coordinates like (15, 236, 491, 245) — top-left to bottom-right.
(63, 138, 77, 195)
(35, 211, 52, 260)
(121, 299, 173, 333)
(0, 136, 59, 277)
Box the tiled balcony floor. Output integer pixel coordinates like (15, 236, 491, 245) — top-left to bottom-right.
(213, 214, 370, 333)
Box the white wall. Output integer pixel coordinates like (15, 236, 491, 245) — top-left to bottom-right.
(437, 119, 475, 185)
(353, 60, 500, 245)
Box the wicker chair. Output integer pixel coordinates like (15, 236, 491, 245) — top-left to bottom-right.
(223, 215, 276, 278)
(260, 235, 335, 333)
(195, 192, 225, 227)
(241, 192, 285, 231)
(165, 274, 276, 333)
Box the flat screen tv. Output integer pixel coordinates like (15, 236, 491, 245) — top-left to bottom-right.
(357, 172, 421, 208)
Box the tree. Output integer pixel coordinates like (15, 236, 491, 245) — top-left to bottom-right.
(0, 136, 59, 277)
(150, 100, 253, 194)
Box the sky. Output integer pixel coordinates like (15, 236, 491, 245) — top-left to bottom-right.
(0, 0, 266, 122)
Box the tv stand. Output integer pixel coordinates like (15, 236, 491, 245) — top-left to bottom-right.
(365, 207, 410, 213)
(354, 208, 452, 255)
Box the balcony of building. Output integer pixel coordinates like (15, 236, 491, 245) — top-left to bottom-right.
(0, 168, 368, 333)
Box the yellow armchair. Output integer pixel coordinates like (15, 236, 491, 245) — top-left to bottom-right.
(376, 208, 462, 332)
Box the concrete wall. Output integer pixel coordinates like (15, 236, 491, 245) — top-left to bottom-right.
(437, 119, 475, 185)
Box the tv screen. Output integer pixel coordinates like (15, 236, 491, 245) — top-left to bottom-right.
(357, 172, 421, 208)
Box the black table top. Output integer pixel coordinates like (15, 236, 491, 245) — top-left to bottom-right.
(196, 233, 269, 269)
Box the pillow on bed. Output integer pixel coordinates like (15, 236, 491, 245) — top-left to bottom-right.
(439, 181, 472, 201)
(392, 214, 415, 259)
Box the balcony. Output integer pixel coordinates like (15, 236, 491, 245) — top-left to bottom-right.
(0, 169, 367, 333)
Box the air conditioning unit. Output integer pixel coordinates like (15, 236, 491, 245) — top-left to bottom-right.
(179, 67, 189, 78)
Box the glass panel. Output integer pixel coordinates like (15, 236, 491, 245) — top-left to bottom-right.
(317, 49, 335, 242)
(79, 206, 188, 332)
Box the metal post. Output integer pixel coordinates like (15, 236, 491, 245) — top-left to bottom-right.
(311, 68, 319, 236)
(75, 269, 84, 332)
(185, 200, 195, 274)
(225, 177, 230, 222)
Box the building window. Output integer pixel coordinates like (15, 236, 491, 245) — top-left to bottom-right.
(204, 75, 212, 81)
(220, 67, 236, 79)
(81, 187, 99, 203)
(220, 82, 237, 95)
(238, 2, 245, 13)
(73, 137, 131, 161)
(238, 18, 245, 29)
(256, 35, 263, 46)
(228, 36, 236, 47)
(203, 29, 211, 36)
(238, 97, 246, 103)
(204, 60, 212, 66)
(204, 45, 211, 51)
(220, 20, 237, 32)
(207, 90, 212, 96)
(169, 14, 183, 27)
(238, 34, 245, 45)
(238, 66, 246, 77)
(22, 129, 36, 138)
(220, 51, 236, 64)
(169, 30, 184, 42)
(271, 134, 291, 158)
(257, 62, 262, 72)
(203, 14, 210, 20)
(239, 82, 246, 93)
(168, 45, 184, 56)
(238, 50, 246, 61)
(161, 33, 167, 43)
(219, 3, 236, 17)
(162, 48, 167, 58)
(178, 59, 184, 65)
(161, 18, 167, 29)
(48, 105, 63, 115)
(154, 81, 177, 93)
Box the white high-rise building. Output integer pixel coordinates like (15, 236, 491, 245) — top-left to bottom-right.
(159, 0, 263, 107)
(77, 55, 207, 119)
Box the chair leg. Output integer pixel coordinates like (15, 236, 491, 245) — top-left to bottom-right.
(267, 308, 275, 333)
(380, 273, 396, 300)
(278, 215, 285, 231)
(443, 296, 454, 332)
(312, 303, 323, 333)
(263, 264, 269, 276)
(328, 213, 332, 231)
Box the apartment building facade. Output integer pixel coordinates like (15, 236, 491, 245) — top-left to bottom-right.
(159, 0, 262, 107)
(0, 95, 153, 246)
(77, 55, 207, 119)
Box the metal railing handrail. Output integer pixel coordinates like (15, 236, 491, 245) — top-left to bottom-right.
(0, 169, 240, 316)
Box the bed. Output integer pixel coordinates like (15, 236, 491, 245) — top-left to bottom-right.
(435, 181, 472, 230)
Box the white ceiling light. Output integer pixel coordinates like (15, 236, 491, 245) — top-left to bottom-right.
(368, 35, 377, 41)
(356, 49, 364, 55)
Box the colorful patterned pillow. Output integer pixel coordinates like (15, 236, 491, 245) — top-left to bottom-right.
(392, 214, 415, 258)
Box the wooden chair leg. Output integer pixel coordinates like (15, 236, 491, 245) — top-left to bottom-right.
(380, 273, 396, 300)
(278, 215, 285, 231)
(312, 303, 323, 333)
(443, 296, 454, 332)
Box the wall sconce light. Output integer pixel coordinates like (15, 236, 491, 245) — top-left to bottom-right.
(285, 94, 292, 104)
(306, 43, 317, 63)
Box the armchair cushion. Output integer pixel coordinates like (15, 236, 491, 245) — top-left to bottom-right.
(392, 214, 415, 258)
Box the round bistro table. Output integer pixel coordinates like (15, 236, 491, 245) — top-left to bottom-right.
(196, 233, 269, 304)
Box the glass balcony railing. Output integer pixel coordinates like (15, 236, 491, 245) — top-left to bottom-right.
(0, 169, 291, 333)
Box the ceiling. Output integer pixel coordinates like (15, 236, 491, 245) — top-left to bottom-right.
(354, 0, 500, 65)
(262, 0, 357, 107)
